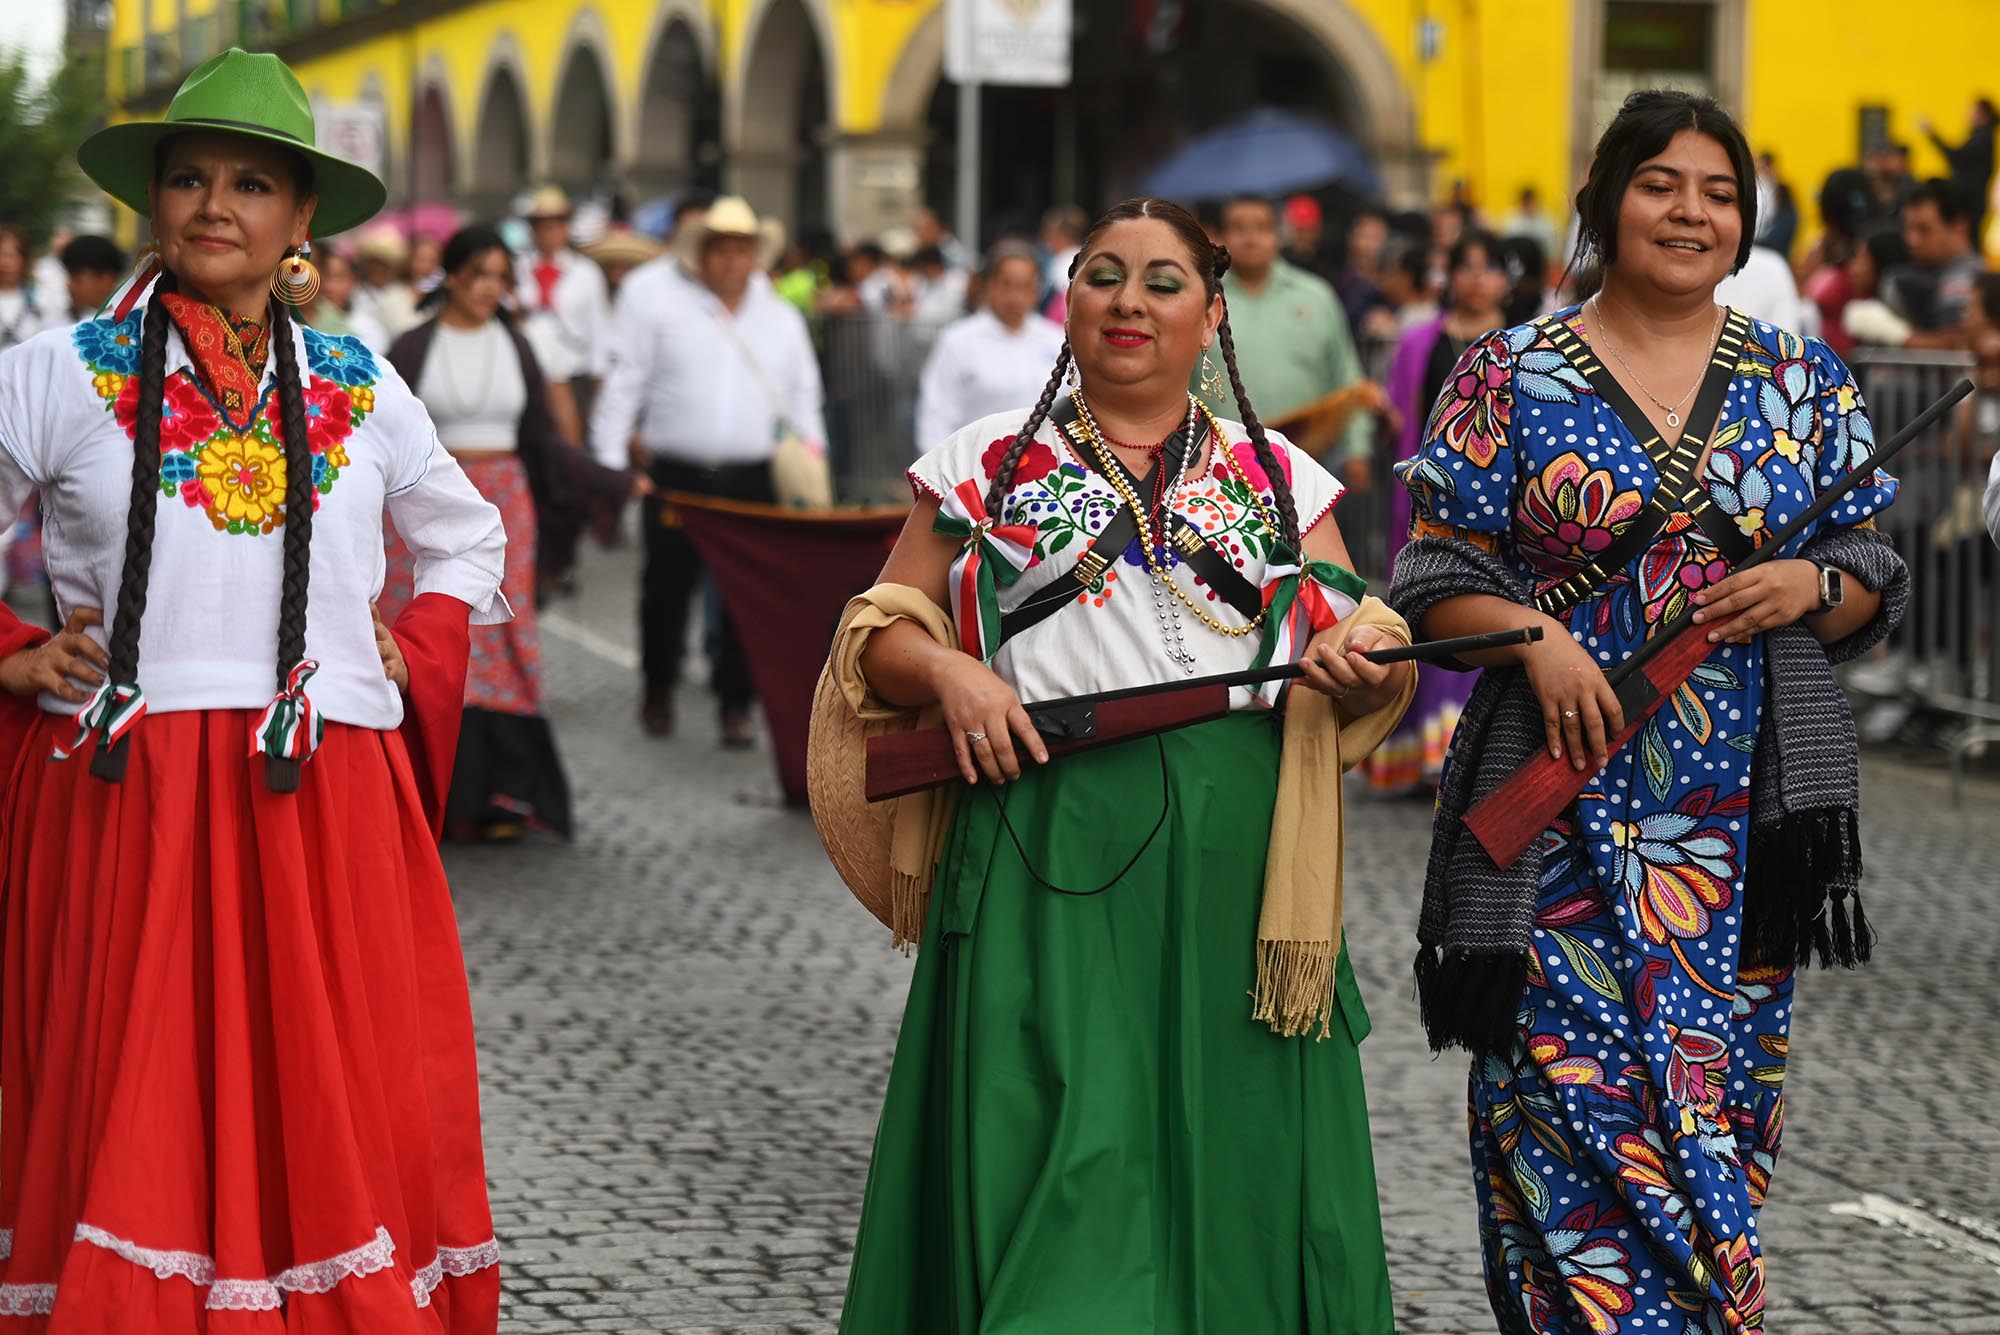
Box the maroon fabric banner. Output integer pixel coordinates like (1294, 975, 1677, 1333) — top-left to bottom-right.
(667, 493, 908, 804)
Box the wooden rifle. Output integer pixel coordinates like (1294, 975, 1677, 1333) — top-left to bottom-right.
(864, 627, 1544, 803)
(1462, 377, 1973, 870)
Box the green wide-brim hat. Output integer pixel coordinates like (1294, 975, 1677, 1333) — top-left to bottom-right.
(78, 48, 387, 238)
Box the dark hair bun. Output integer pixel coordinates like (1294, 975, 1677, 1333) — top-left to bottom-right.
(1211, 244, 1232, 278)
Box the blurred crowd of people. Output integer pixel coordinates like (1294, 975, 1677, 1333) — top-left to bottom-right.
(7, 98, 1999, 760)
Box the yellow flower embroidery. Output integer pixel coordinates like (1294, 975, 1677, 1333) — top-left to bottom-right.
(323, 442, 351, 470)
(347, 385, 375, 414)
(1771, 430, 1803, 464)
(1735, 508, 1766, 537)
(198, 434, 288, 528)
(93, 371, 126, 401)
(1836, 383, 1858, 414)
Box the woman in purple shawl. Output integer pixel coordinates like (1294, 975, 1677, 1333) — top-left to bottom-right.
(1370, 230, 1511, 793)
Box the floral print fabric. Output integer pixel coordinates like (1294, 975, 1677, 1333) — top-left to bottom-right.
(1400, 309, 1896, 1335)
(74, 311, 376, 538)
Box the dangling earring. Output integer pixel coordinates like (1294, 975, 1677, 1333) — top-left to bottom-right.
(1065, 351, 1079, 391)
(271, 243, 321, 307)
(1200, 347, 1226, 400)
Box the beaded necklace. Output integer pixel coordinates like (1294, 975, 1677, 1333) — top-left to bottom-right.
(1067, 390, 1280, 668)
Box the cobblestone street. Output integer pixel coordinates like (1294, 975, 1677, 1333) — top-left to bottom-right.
(463, 541, 2000, 1334)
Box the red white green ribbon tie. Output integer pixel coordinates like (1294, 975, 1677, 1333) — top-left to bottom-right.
(1252, 551, 1367, 705)
(933, 478, 1039, 661)
(49, 681, 147, 763)
(252, 659, 325, 764)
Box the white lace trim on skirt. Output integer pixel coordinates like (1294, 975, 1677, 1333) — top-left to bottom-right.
(0, 1221, 466, 1316)
(411, 1238, 503, 1307)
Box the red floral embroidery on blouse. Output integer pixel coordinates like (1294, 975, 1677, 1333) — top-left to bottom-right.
(981, 435, 1058, 485)
(113, 372, 222, 453)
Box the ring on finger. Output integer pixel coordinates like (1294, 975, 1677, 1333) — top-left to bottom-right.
(965, 730, 988, 743)
(1562, 709, 1579, 719)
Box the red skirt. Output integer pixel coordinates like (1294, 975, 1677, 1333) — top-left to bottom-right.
(0, 711, 500, 1332)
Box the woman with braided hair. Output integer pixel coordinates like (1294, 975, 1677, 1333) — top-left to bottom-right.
(831, 198, 1414, 1332)
(0, 51, 505, 1329)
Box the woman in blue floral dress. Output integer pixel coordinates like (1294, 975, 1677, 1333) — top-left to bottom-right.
(1392, 92, 1904, 1334)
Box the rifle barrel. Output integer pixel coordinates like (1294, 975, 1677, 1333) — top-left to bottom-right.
(1608, 377, 1971, 688)
(1025, 626, 1544, 713)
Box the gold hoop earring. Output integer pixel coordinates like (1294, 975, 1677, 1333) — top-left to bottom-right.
(271, 246, 320, 307)
(1199, 351, 1226, 401)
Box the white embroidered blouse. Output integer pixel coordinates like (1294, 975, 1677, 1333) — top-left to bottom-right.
(0, 298, 508, 728)
(908, 407, 1349, 708)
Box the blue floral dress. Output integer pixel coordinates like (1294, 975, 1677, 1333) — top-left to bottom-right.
(1399, 308, 1896, 1335)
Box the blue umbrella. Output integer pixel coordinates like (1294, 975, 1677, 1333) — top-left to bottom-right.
(1139, 107, 1380, 202)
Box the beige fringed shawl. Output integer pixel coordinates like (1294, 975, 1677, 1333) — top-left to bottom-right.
(826, 583, 1415, 1038)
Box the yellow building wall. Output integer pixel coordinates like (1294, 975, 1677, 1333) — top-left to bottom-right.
(104, 0, 2000, 244)
(1741, 0, 2000, 232)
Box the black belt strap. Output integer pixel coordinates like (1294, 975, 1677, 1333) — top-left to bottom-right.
(1532, 308, 1755, 618)
(995, 400, 1264, 647)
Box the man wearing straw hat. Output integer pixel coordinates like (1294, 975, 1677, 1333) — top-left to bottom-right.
(590, 195, 826, 745)
(516, 183, 609, 428)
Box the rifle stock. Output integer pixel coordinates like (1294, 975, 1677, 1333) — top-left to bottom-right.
(1461, 621, 1716, 867)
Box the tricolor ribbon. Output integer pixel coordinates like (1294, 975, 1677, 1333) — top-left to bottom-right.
(1251, 552, 1367, 705)
(251, 659, 325, 764)
(932, 478, 1039, 661)
(49, 680, 147, 763)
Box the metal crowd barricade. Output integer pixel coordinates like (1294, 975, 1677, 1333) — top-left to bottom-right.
(1845, 346, 1999, 794)
(821, 312, 951, 504)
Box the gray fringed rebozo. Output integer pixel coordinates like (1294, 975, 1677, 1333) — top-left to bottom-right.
(1389, 527, 1908, 1056)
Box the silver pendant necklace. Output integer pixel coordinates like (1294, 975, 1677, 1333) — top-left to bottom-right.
(1588, 295, 1722, 431)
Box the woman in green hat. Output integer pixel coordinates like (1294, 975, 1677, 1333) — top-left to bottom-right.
(0, 49, 504, 1329)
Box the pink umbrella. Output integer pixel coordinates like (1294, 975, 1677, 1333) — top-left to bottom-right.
(357, 203, 466, 243)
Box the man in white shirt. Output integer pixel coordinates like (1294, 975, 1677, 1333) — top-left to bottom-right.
(350, 224, 422, 345)
(1714, 243, 1814, 335)
(915, 242, 1064, 453)
(516, 185, 610, 427)
(590, 196, 825, 745)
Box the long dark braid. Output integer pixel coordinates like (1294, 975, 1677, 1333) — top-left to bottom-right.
(982, 343, 1071, 519)
(1214, 305, 1301, 551)
(90, 268, 178, 782)
(264, 292, 315, 793)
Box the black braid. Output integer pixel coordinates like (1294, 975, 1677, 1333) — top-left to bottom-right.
(983, 343, 1071, 519)
(266, 295, 315, 793)
(90, 269, 178, 782)
(1215, 308, 1300, 551)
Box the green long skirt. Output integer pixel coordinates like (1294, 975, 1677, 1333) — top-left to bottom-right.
(839, 714, 1398, 1335)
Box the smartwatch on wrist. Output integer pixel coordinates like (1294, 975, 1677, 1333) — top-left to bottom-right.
(1811, 562, 1845, 614)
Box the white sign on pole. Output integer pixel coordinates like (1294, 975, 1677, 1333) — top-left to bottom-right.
(945, 0, 1072, 88)
(317, 103, 388, 177)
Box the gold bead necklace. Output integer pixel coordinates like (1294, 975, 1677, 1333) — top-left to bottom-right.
(1067, 391, 1277, 643)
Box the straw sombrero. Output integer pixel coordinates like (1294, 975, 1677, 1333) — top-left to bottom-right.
(674, 196, 786, 272)
(583, 230, 666, 268)
(80, 50, 387, 239)
(805, 659, 896, 929)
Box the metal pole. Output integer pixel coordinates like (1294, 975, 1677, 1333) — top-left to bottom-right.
(956, 75, 981, 257)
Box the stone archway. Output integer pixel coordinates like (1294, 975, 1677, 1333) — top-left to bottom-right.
(549, 32, 618, 195)
(633, 15, 720, 196)
(471, 58, 531, 213)
(878, 0, 1427, 218)
(727, 0, 832, 234)
(409, 80, 456, 205)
